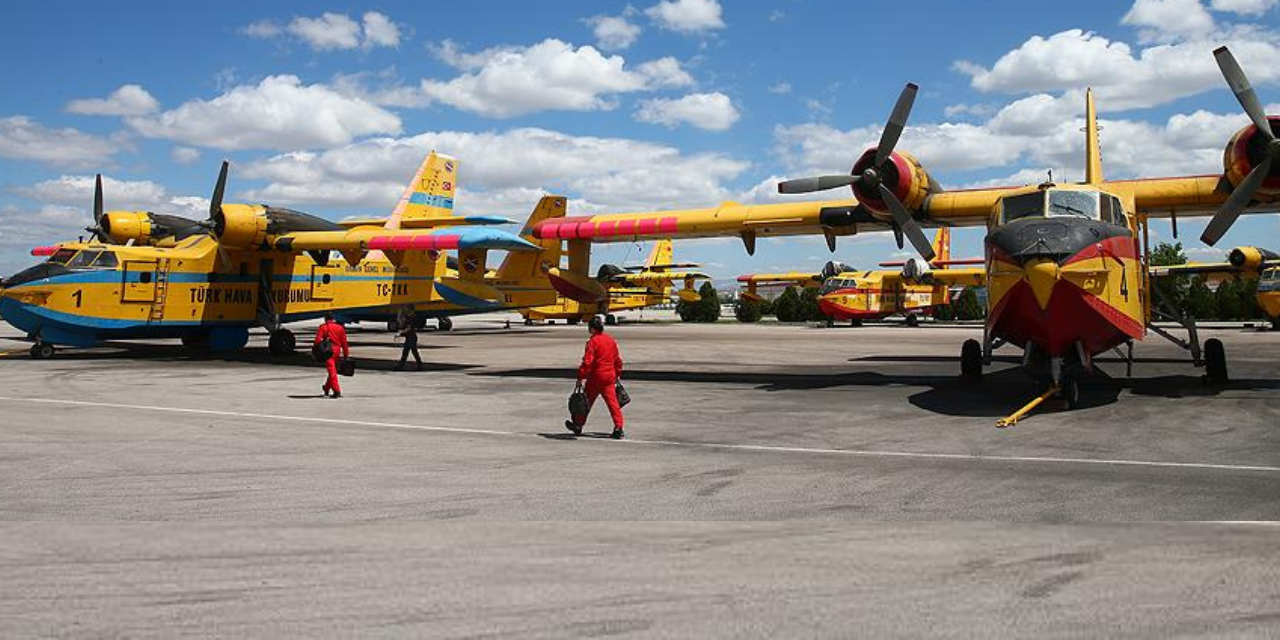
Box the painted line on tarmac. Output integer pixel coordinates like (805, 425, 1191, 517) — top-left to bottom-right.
(4, 395, 1280, 475)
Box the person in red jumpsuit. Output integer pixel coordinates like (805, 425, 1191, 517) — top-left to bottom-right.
(566, 315, 625, 439)
(315, 312, 350, 399)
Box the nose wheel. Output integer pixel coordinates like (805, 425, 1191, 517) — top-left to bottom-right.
(29, 342, 55, 359)
(268, 329, 296, 356)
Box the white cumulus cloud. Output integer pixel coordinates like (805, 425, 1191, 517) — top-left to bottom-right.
(586, 13, 642, 50)
(242, 11, 402, 51)
(65, 84, 159, 117)
(0, 116, 120, 169)
(1210, 0, 1278, 14)
(1122, 0, 1216, 43)
(636, 92, 740, 131)
(126, 75, 402, 151)
(645, 0, 725, 33)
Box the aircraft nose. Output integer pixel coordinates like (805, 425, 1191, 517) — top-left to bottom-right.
(1023, 258, 1060, 311)
(987, 217, 1125, 267)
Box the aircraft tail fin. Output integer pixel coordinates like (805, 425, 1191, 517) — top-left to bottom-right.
(930, 228, 951, 266)
(645, 240, 674, 269)
(497, 195, 568, 279)
(1084, 88, 1103, 185)
(386, 151, 458, 230)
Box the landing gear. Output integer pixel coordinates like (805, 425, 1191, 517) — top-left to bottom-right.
(905, 314, 920, 328)
(29, 342, 55, 359)
(386, 319, 400, 333)
(524, 318, 534, 326)
(849, 319, 863, 327)
(1204, 338, 1228, 382)
(268, 329, 296, 356)
(181, 333, 210, 350)
(960, 339, 983, 381)
(567, 316, 581, 325)
(605, 314, 617, 326)
(1060, 377, 1080, 410)
(437, 317, 453, 331)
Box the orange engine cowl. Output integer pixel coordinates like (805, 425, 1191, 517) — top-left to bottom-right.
(1228, 246, 1280, 271)
(102, 211, 153, 245)
(849, 148, 936, 217)
(1223, 116, 1280, 197)
(213, 203, 269, 248)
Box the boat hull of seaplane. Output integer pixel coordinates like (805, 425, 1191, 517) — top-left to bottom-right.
(985, 218, 1146, 374)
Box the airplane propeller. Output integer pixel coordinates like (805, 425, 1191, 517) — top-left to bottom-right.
(778, 83, 935, 261)
(1201, 46, 1280, 246)
(84, 174, 109, 242)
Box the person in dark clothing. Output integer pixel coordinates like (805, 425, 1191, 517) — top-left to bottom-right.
(566, 315, 625, 439)
(395, 306, 423, 371)
(315, 311, 350, 398)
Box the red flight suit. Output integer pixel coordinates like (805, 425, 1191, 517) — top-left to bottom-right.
(573, 331, 624, 429)
(315, 319, 350, 395)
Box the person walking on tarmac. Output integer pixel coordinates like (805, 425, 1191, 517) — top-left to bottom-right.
(395, 306, 423, 371)
(566, 315, 626, 439)
(315, 311, 350, 398)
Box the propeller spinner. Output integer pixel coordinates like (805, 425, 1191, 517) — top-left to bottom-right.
(778, 83, 935, 261)
(1201, 47, 1280, 246)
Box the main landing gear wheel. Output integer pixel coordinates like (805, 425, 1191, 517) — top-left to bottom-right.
(268, 329, 296, 356)
(30, 343, 55, 359)
(849, 319, 863, 327)
(181, 334, 210, 350)
(386, 319, 400, 333)
(1203, 338, 1228, 382)
(960, 339, 983, 381)
(437, 317, 453, 331)
(1060, 377, 1081, 410)
(905, 314, 919, 328)
(605, 314, 618, 326)
(524, 318, 534, 326)
(568, 316, 582, 326)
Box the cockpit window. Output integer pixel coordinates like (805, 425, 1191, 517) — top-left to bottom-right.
(1047, 190, 1099, 220)
(67, 250, 102, 269)
(1000, 192, 1044, 224)
(48, 249, 77, 265)
(1260, 268, 1280, 292)
(91, 252, 118, 269)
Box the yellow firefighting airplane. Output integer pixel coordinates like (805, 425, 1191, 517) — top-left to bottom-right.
(0, 152, 547, 357)
(521, 239, 709, 325)
(530, 47, 1280, 425)
(1150, 246, 1280, 325)
(738, 228, 985, 326)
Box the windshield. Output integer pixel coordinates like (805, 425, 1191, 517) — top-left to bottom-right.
(47, 249, 77, 265)
(67, 250, 102, 269)
(1261, 268, 1280, 292)
(1000, 192, 1044, 224)
(1047, 190, 1099, 220)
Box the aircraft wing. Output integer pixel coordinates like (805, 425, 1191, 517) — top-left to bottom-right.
(614, 271, 710, 286)
(336, 215, 517, 229)
(736, 273, 823, 286)
(270, 226, 539, 253)
(882, 266, 987, 288)
(1150, 260, 1280, 277)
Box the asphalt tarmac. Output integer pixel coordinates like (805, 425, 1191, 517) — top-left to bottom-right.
(1, 314, 1278, 636)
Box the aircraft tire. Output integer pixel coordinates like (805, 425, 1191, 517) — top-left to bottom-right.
(30, 343, 55, 359)
(1204, 338, 1228, 382)
(524, 318, 534, 326)
(605, 314, 617, 326)
(1061, 377, 1080, 410)
(268, 329, 296, 356)
(849, 319, 863, 327)
(438, 317, 453, 331)
(386, 320, 400, 333)
(905, 314, 919, 328)
(960, 339, 982, 381)
(567, 317, 581, 325)
(181, 334, 210, 350)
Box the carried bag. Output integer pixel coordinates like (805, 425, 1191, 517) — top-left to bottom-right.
(312, 336, 333, 363)
(336, 357, 355, 377)
(615, 380, 631, 408)
(568, 381, 588, 419)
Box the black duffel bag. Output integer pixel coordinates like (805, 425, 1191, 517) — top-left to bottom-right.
(568, 382, 588, 421)
(336, 357, 355, 377)
(614, 380, 631, 408)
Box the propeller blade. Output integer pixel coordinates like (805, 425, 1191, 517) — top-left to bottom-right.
(210, 160, 229, 217)
(1214, 47, 1275, 143)
(93, 174, 104, 224)
(778, 175, 857, 194)
(1200, 155, 1273, 246)
(879, 183, 935, 261)
(874, 83, 918, 166)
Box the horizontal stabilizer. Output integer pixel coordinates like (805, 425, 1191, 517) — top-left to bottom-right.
(623, 262, 702, 272)
(434, 277, 505, 309)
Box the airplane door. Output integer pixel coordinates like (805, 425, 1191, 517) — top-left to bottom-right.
(121, 260, 158, 303)
(311, 265, 338, 300)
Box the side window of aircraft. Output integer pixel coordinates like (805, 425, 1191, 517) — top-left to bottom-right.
(1001, 192, 1044, 224)
(67, 250, 102, 269)
(91, 252, 118, 269)
(139, 272, 152, 284)
(1047, 190, 1099, 220)
(1098, 195, 1126, 226)
(48, 249, 77, 265)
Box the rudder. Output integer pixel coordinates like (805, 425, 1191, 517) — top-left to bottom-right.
(386, 151, 458, 230)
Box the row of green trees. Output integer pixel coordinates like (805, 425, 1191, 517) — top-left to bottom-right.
(729, 285, 989, 323)
(675, 282, 722, 322)
(1150, 242, 1270, 321)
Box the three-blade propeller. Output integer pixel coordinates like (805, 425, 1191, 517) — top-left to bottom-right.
(1202, 47, 1279, 246)
(777, 83, 935, 261)
(84, 174, 109, 242)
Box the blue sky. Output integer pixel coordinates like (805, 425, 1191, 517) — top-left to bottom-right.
(2, 0, 1279, 280)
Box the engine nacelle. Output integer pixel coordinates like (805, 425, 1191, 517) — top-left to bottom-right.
(1223, 116, 1280, 198)
(902, 257, 933, 280)
(850, 148, 937, 217)
(596, 263, 627, 282)
(102, 211, 155, 245)
(1228, 246, 1280, 271)
(212, 203, 269, 248)
(821, 261, 852, 281)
